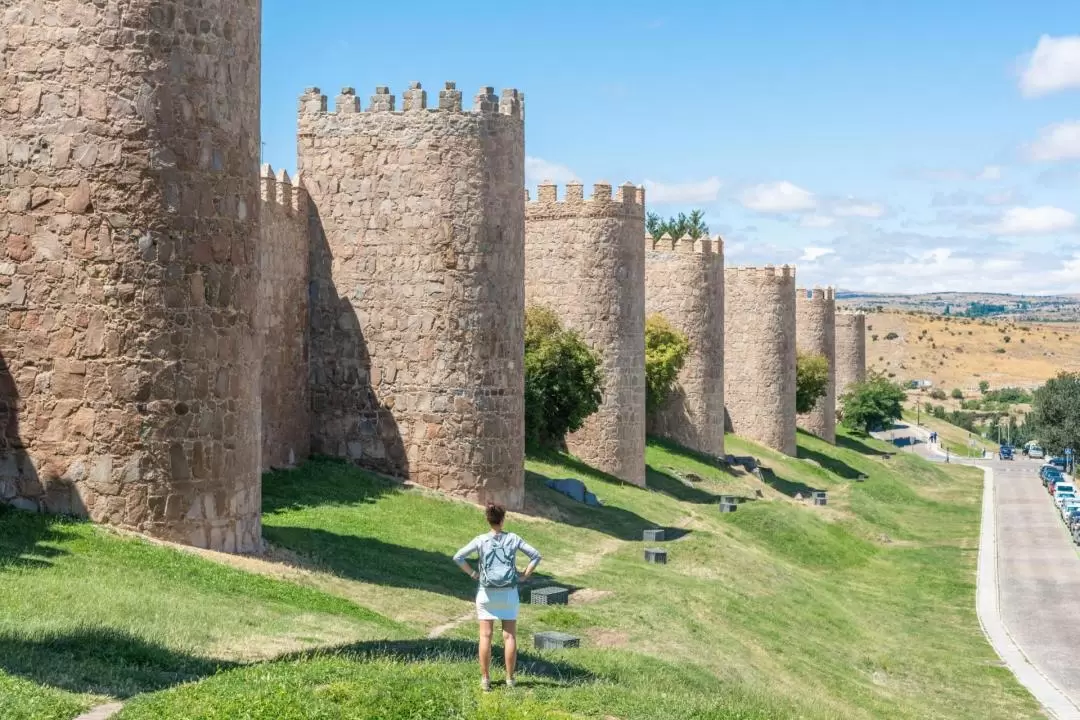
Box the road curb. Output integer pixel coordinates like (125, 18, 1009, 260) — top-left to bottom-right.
(975, 465, 1080, 719)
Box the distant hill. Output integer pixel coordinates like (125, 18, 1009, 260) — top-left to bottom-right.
(837, 291, 1080, 322)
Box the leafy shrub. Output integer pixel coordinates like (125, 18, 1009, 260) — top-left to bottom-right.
(885, 332, 899, 340)
(795, 351, 830, 414)
(871, 334, 879, 341)
(961, 399, 981, 410)
(979, 380, 990, 394)
(995, 348, 1006, 354)
(645, 314, 690, 411)
(1003, 335, 1011, 343)
(950, 388, 963, 400)
(929, 388, 947, 400)
(524, 306, 603, 447)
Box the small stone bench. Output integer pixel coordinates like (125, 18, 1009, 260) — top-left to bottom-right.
(534, 631, 580, 650)
(718, 501, 737, 513)
(643, 528, 665, 542)
(530, 586, 569, 605)
(812, 491, 828, 506)
(644, 547, 667, 564)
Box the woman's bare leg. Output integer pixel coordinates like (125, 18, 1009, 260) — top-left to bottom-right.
(502, 619, 517, 681)
(479, 620, 494, 680)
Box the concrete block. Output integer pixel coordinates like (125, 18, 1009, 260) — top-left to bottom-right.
(534, 631, 581, 650)
(720, 494, 737, 504)
(719, 502, 737, 513)
(643, 528, 665, 542)
(644, 547, 667, 564)
(812, 491, 828, 506)
(530, 586, 569, 605)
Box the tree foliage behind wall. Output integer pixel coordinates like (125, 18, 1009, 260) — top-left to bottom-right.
(524, 306, 604, 448)
(795, 352, 829, 414)
(646, 210, 709, 240)
(644, 314, 690, 411)
(839, 372, 907, 434)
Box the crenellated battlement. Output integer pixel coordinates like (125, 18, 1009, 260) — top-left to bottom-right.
(796, 286, 836, 302)
(645, 232, 721, 256)
(259, 164, 308, 217)
(727, 264, 795, 280)
(526, 181, 645, 220)
(298, 83, 524, 119)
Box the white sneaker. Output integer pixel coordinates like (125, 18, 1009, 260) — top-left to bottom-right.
(481, 677, 491, 692)
(506, 677, 516, 689)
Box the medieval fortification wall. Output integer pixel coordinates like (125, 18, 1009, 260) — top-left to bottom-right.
(795, 287, 836, 443)
(835, 312, 867, 397)
(0, 0, 263, 552)
(644, 233, 725, 457)
(724, 266, 797, 456)
(525, 182, 646, 486)
(258, 166, 310, 471)
(298, 83, 526, 510)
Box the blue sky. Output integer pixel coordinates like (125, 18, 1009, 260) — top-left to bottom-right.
(262, 0, 1080, 294)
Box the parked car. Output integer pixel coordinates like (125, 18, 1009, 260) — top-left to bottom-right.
(1056, 492, 1077, 510)
(1072, 525, 1080, 545)
(1030, 445, 1046, 459)
(999, 445, 1014, 460)
(1050, 457, 1068, 471)
(1043, 469, 1064, 489)
(1063, 505, 1080, 523)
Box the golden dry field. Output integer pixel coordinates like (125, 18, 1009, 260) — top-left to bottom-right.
(856, 311, 1080, 394)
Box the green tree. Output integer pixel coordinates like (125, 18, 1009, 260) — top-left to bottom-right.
(645, 210, 709, 240)
(950, 388, 963, 400)
(644, 314, 690, 411)
(795, 352, 829, 414)
(839, 372, 907, 434)
(978, 380, 990, 394)
(524, 306, 604, 448)
(1027, 372, 1080, 455)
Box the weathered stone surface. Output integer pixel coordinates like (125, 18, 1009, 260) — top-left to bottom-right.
(796, 287, 836, 444)
(299, 84, 525, 509)
(0, 0, 262, 553)
(724, 266, 797, 456)
(645, 233, 724, 457)
(835, 312, 867, 397)
(525, 182, 646, 486)
(258, 166, 310, 470)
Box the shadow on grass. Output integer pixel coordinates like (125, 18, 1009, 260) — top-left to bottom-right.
(0, 506, 71, 571)
(265, 525, 477, 600)
(645, 465, 726, 505)
(759, 466, 817, 499)
(797, 445, 862, 480)
(645, 436, 738, 476)
(262, 457, 401, 515)
(836, 434, 890, 457)
(297, 638, 596, 684)
(0, 628, 235, 698)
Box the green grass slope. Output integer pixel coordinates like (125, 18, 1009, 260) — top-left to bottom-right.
(1, 429, 1037, 719)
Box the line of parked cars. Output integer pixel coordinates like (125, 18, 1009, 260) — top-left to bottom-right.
(1039, 458, 1080, 543)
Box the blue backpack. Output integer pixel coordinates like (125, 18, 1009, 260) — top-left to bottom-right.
(479, 533, 519, 588)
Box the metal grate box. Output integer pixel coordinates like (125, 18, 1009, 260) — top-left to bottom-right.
(643, 528, 665, 542)
(534, 631, 581, 650)
(719, 502, 737, 513)
(644, 547, 668, 564)
(530, 586, 569, 605)
(812, 491, 828, 506)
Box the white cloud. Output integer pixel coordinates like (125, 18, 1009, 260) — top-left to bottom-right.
(1028, 120, 1080, 161)
(833, 200, 886, 218)
(800, 215, 836, 228)
(800, 247, 835, 262)
(643, 177, 723, 204)
(1018, 35, 1080, 97)
(977, 165, 1003, 180)
(990, 206, 1077, 235)
(738, 181, 816, 213)
(525, 156, 579, 186)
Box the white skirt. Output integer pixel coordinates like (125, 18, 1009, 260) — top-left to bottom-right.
(476, 587, 519, 621)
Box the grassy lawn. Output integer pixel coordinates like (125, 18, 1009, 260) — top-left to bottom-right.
(3, 429, 1037, 719)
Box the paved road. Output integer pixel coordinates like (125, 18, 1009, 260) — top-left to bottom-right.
(994, 458, 1080, 714)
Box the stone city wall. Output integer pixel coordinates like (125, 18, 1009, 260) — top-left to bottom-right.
(258, 165, 310, 471)
(644, 233, 724, 457)
(795, 287, 836, 443)
(835, 312, 867, 397)
(298, 83, 525, 509)
(525, 182, 646, 486)
(0, 0, 263, 552)
(724, 266, 797, 456)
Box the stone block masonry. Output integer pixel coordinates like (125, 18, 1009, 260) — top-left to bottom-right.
(724, 266, 797, 456)
(835, 313, 867, 398)
(525, 182, 646, 487)
(645, 233, 724, 457)
(299, 83, 525, 510)
(258, 166, 310, 471)
(0, 0, 263, 552)
(795, 287, 836, 444)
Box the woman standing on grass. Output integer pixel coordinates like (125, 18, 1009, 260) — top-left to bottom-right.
(453, 503, 542, 692)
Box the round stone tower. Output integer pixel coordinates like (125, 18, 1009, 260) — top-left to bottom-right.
(299, 83, 525, 510)
(525, 182, 646, 486)
(795, 287, 837, 444)
(0, 1, 262, 551)
(724, 266, 797, 456)
(835, 312, 867, 397)
(644, 233, 724, 457)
